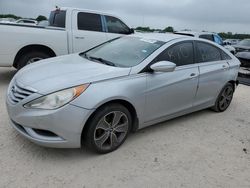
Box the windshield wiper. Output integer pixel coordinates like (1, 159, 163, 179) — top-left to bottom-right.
(88, 56, 116, 67)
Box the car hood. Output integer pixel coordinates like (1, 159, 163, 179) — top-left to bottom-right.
(236, 52, 250, 60)
(14, 54, 131, 94)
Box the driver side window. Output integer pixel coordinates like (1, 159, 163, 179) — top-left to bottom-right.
(154, 42, 194, 66)
(104, 16, 131, 34)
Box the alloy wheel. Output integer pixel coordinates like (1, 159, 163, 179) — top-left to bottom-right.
(218, 86, 234, 111)
(94, 111, 129, 151)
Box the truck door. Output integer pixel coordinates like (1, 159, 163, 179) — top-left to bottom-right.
(103, 15, 133, 40)
(72, 11, 108, 53)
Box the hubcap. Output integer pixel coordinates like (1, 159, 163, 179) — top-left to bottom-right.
(94, 111, 129, 150)
(27, 57, 43, 65)
(219, 86, 233, 110)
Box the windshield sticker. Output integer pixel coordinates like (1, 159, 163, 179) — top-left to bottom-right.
(140, 38, 157, 44)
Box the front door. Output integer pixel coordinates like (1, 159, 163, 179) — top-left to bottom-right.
(103, 15, 132, 40)
(144, 41, 199, 123)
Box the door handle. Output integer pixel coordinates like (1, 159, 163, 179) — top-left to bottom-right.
(75, 36, 85, 39)
(189, 73, 197, 79)
(222, 65, 229, 70)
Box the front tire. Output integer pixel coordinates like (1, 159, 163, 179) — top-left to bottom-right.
(17, 51, 51, 70)
(83, 104, 132, 154)
(211, 83, 234, 112)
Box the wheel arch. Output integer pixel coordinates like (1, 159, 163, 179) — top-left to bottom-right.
(228, 80, 239, 91)
(81, 99, 139, 144)
(13, 44, 56, 68)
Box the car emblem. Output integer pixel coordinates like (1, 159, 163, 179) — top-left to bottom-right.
(12, 86, 17, 93)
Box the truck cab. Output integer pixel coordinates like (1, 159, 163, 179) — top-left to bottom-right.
(49, 7, 134, 53)
(0, 7, 134, 69)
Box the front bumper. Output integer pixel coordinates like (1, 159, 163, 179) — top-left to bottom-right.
(6, 98, 94, 148)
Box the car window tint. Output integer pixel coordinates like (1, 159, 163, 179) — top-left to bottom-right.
(155, 42, 194, 66)
(85, 37, 165, 67)
(105, 16, 130, 34)
(78, 12, 102, 32)
(221, 50, 232, 60)
(49, 10, 66, 28)
(213, 35, 223, 45)
(199, 34, 214, 42)
(24, 20, 34, 23)
(196, 42, 221, 63)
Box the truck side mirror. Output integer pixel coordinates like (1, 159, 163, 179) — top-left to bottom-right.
(129, 28, 135, 34)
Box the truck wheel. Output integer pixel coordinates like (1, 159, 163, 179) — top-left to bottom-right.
(17, 51, 51, 70)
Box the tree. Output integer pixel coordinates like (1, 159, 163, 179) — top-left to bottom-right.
(36, 15, 47, 22)
(163, 26, 174, 33)
(135, 26, 153, 32)
(0, 14, 21, 20)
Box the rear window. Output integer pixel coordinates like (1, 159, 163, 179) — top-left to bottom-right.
(49, 10, 66, 28)
(199, 34, 214, 42)
(77, 12, 102, 32)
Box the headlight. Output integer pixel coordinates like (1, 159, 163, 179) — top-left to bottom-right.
(24, 84, 89, 110)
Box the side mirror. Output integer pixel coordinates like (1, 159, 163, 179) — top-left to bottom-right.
(150, 61, 176, 72)
(129, 28, 135, 34)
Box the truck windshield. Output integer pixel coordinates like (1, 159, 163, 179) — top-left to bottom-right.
(49, 10, 66, 28)
(82, 37, 165, 68)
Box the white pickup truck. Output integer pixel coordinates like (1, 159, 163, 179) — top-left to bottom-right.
(0, 7, 134, 69)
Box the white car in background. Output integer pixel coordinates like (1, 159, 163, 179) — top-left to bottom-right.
(175, 31, 236, 54)
(0, 18, 16, 23)
(15, 19, 38, 25)
(224, 39, 241, 46)
(0, 7, 134, 69)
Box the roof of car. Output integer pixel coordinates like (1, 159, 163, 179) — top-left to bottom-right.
(60, 7, 119, 17)
(132, 32, 190, 42)
(175, 31, 216, 37)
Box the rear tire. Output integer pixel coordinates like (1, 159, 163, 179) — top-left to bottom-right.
(211, 83, 234, 112)
(17, 51, 51, 70)
(83, 103, 132, 154)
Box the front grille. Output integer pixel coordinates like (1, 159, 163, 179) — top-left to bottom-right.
(9, 82, 35, 104)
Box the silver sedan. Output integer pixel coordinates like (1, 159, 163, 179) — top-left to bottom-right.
(6, 33, 240, 153)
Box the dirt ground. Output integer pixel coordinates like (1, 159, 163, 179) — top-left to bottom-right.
(0, 67, 250, 188)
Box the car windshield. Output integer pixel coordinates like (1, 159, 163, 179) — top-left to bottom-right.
(82, 36, 165, 67)
(238, 39, 250, 46)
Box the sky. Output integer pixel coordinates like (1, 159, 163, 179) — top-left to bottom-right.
(0, 0, 249, 33)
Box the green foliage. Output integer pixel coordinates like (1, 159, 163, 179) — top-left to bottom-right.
(36, 15, 47, 22)
(135, 26, 175, 33)
(0, 14, 21, 20)
(0, 14, 47, 22)
(163, 26, 174, 33)
(135, 26, 154, 32)
(219, 32, 250, 40)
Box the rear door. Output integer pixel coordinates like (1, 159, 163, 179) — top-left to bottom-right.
(103, 15, 132, 40)
(72, 11, 107, 53)
(193, 41, 230, 107)
(144, 41, 199, 123)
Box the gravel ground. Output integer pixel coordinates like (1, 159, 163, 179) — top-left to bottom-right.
(0, 67, 250, 188)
